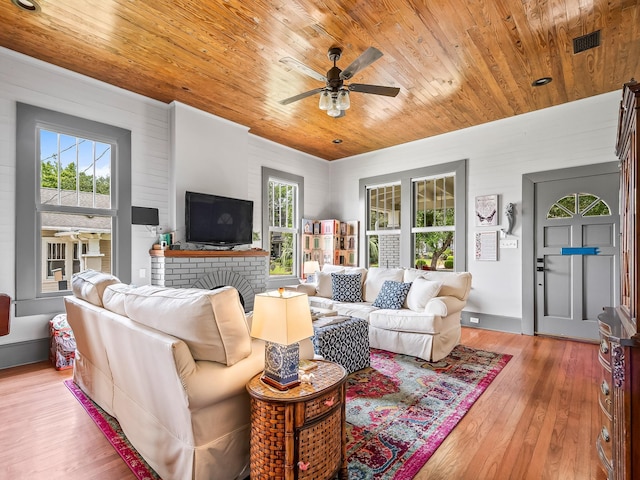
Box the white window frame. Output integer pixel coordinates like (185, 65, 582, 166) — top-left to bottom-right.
(15, 103, 132, 316)
(262, 167, 304, 288)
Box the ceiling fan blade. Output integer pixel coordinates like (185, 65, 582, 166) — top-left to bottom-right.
(279, 57, 327, 82)
(349, 83, 400, 97)
(279, 88, 325, 105)
(340, 47, 384, 80)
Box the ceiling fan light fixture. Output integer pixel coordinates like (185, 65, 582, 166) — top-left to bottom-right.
(318, 91, 331, 110)
(337, 89, 350, 110)
(327, 103, 341, 117)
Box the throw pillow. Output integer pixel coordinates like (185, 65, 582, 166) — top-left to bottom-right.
(405, 278, 443, 312)
(363, 267, 405, 302)
(373, 280, 412, 309)
(317, 270, 342, 298)
(331, 272, 363, 302)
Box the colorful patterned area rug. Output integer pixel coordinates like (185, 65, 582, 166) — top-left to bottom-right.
(64, 344, 510, 480)
(346, 346, 511, 479)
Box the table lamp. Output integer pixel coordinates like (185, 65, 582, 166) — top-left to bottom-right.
(251, 288, 314, 390)
(303, 260, 320, 283)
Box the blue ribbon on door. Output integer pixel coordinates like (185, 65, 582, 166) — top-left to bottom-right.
(561, 247, 600, 255)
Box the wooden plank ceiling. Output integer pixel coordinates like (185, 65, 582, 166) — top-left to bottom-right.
(1, 0, 639, 160)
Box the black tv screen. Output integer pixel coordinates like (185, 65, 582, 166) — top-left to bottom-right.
(185, 191, 253, 246)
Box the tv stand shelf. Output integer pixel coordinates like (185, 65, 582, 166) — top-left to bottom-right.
(149, 249, 269, 258)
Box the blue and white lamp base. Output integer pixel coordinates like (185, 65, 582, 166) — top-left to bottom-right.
(262, 341, 300, 390)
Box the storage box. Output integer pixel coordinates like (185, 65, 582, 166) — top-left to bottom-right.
(312, 316, 370, 374)
(49, 314, 76, 370)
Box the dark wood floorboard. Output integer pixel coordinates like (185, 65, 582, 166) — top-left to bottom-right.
(0, 327, 607, 479)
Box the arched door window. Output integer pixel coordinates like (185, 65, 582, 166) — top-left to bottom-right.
(547, 193, 611, 219)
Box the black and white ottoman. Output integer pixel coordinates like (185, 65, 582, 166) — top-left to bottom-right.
(311, 316, 370, 374)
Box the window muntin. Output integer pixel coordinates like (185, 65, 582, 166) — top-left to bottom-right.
(367, 183, 401, 231)
(16, 103, 131, 316)
(40, 129, 112, 208)
(412, 174, 455, 271)
(547, 192, 611, 219)
(37, 129, 114, 294)
(366, 183, 401, 268)
(268, 179, 298, 277)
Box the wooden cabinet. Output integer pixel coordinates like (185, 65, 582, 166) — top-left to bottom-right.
(596, 308, 639, 479)
(597, 79, 640, 480)
(247, 361, 347, 480)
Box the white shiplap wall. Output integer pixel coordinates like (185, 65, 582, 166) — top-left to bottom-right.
(247, 134, 332, 225)
(0, 47, 332, 349)
(0, 47, 171, 344)
(329, 91, 621, 326)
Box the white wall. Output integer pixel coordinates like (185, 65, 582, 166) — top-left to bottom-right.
(0, 47, 171, 346)
(171, 101, 250, 240)
(0, 47, 331, 351)
(169, 102, 330, 243)
(329, 91, 621, 326)
(247, 135, 333, 229)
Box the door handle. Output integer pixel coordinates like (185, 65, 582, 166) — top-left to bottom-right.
(537, 267, 544, 272)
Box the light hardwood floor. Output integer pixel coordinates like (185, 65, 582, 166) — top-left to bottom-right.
(0, 328, 607, 480)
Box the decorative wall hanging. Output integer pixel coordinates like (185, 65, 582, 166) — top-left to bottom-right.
(475, 231, 498, 261)
(475, 194, 498, 226)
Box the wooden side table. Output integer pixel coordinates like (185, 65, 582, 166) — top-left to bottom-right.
(246, 360, 348, 480)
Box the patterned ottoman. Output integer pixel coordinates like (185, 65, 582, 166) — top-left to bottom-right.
(49, 313, 76, 371)
(312, 316, 370, 374)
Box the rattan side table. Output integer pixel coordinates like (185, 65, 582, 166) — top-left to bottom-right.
(246, 360, 348, 480)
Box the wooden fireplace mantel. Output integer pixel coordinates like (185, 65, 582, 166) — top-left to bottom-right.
(149, 248, 269, 258)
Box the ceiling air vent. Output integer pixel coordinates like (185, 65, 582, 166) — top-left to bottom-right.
(573, 30, 601, 54)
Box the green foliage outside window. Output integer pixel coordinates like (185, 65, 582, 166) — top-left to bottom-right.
(414, 208, 454, 270)
(41, 160, 110, 194)
(268, 179, 297, 276)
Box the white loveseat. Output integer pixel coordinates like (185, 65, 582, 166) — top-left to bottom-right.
(292, 266, 472, 362)
(64, 270, 312, 480)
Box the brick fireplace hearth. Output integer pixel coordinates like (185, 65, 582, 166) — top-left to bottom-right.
(149, 249, 269, 312)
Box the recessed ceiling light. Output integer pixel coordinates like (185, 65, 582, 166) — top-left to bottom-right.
(532, 77, 552, 87)
(11, 0, 40, 11)
(332, 139, 343, 144)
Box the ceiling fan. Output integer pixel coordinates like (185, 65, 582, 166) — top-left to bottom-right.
(279, 46, 400, 118)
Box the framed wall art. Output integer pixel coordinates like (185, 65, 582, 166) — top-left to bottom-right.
(475, 194, 499, 226)
(475, 231, 498, 261)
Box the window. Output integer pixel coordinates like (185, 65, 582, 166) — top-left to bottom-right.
(547, 192, 611, 219)
(15, 103, 131, 316)
(360, 160, 467, 271)
(412, 175, 455, 271)
(262, 167, 304, 284)
(366, 183, 401, 267)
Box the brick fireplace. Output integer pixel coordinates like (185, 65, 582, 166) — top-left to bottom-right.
(149, 249, 269, 312)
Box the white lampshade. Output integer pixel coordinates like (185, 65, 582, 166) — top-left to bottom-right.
(303, 260, 320, 275)
(251, 290, 313, 345)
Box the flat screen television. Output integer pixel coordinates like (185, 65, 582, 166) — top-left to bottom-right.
(185, 191, 253, 246)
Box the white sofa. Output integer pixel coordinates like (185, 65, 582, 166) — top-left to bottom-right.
(292, 266, 472, 362)
(64, 270, 313, 480)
